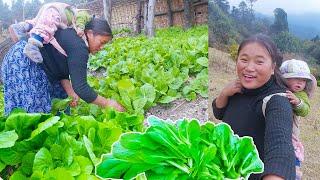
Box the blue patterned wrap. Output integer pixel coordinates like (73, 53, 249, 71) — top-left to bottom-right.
(1, 40, 68, 115)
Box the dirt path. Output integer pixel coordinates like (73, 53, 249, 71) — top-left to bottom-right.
(146, 96, 208, 123)
(208, 48, 320, 179)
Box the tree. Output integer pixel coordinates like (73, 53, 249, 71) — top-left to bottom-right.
(304, 40, 320, 64)
(246, 0, 257, 14)
(214, 0, 230, 14)
(166, 0, 173, 26)
(231, 1, 255, 37)
(144, 0, 156, 37)
(103, 0, 112, 26)
(245, 0, 256, 24)
(238, 1, 251, 25)
(270, 8, 289, 34)
(231, 6, 240, 21)
(208, 0, 216, 47)
(309, 42, 320, 62)
(272, 31, 301, 53)
(136, 0, 143, 34)
(183, 0, 194, 29)
(209, 1, 236, 46)
(252, 17, 271, 34)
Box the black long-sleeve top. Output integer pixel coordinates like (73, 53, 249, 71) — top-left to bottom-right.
(40, 28, 98, 103)
(212, 76, 295, 180)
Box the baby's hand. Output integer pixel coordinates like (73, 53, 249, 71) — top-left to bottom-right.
(221, 79, 242, 97)
(69, 93, 80, 107)
(286, 90, 300, 106)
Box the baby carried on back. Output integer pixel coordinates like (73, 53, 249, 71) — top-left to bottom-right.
(9, 2, 91, 63)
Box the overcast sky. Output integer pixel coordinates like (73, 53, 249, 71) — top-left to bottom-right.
(228, 0, 320, 15)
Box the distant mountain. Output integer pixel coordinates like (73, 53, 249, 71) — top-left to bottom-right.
(255, 12, 320, 40)
(255, 12, 273, 21)
(288, 13, 320, 40)
(289, 23, 320, 40)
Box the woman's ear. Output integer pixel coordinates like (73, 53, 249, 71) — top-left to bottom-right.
(85, 30, 94, 38)
(271, 63, 276, 75)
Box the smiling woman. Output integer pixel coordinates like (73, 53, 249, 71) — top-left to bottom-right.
(212, 34, 296, 179)
(236, 42, 275, 89)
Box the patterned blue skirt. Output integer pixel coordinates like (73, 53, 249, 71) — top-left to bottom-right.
(1, 41, 67, 115)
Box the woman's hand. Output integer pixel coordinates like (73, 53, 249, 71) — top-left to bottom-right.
(215, 79, 242, 108)
(286, 90, 300, 106)
(69, 93, 80, 107)
(105, 99, 125, 112)
(60, 79, 80, 107)
(221, 79, 243, 97)
(92, 95, 125, 112)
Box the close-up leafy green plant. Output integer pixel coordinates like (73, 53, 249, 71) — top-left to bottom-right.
(0, 107, 144, 179)
(96, 116, 264, 180)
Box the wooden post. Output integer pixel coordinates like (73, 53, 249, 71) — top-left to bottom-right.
(166, 0, 173, 26)
(143, 0, 148, 33)
(136, 0, 142, 34)
(103, 0, 112, 27)
(183, 0, 193, 29)
(146, 0, 156, 37)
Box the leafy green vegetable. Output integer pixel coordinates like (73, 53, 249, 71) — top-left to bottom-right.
(0, 108, 144, 178)
(20, 152, 35, 176)
(0, 130, 18, 148)
(96, 116, 264, 179)
(5, 109, 42, 139)
(10, 170, 28, 180)
(33, 147, 54, 174)
(28, 116, 60, 140)
(74, 156, 93, 175)
(83, 135, 99, 165)
(51, 97, 72, 115)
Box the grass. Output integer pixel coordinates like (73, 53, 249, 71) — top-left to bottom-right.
(208, 47, 320, 178)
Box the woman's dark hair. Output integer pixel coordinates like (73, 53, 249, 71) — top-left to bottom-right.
(237, 34, 286, 88)
(85, 16, 113, 37)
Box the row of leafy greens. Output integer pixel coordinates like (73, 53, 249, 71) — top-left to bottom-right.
(81, 26, 208, 115)
(0, 108, 144, 179)
(96, 116, 264, 180)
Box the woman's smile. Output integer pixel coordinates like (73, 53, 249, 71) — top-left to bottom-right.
(243, 74, 257, 82)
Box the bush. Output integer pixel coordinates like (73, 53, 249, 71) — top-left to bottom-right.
(304, 41, 320, 64)
(209, 1, 237, 46)
(272, 31, 302, 53)
(228, 41, 239, 61)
